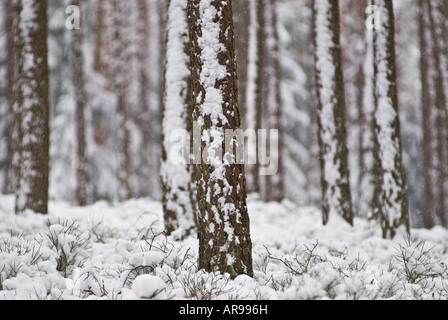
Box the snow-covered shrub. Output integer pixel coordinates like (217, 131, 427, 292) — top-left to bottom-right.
(0, 234, 57, 293)
(131, 274, 166, 300)
(179, 270, 230, 300)
(41, 219, 91, 277)
(266, 241, 324, 276)
(87, 216, 120, 243)
(394, 237, 447, 285)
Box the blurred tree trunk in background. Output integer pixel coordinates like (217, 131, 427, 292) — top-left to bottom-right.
(111, 0, 133, 201)
(264, 0, 284, 202)
(136, 0, 152, 198)
(419, 0, 437, 228)
(69, 0, 89, 206)
(419, 1, 448, 228)
(2, 1, 18, 195)
(233, 0, 250, 130)
(252, 0, 266, 196)
(341, 0, 375, 218)
(94, 0, 112, 89)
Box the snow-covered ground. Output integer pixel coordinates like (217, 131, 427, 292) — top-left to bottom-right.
(0, 194, 447, 300)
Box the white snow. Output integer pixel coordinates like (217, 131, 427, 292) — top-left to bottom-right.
(132, 274, 166, 300)
(161, 0, 195, 234)
(373, 0, 407, 226)
(0, 194, 447, 300)
(313, 0, 345, 218)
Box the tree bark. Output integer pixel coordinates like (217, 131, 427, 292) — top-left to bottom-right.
(69, 0, 89, 207)
(371, 0, 410, 238)
(251, 0, 266, 196)
(94, 0, 112, 89)
(2, 0, 19, 194)
(161, 0, 196, 237)
(427, 1, 448, 227)
(111, 0, 133, 201)
(418, 0, 437, 228)
(136, 0, 152, 198)
(15, 0, 50, 215)
(187, 0, 253, 278)
(232, 0, 250, 130)
(312, 0, 354, 226)
(420, 1, 448, 227)
(264, 0, 285, 202)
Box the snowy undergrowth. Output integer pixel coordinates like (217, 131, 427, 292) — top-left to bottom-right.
(0, 194, 447, 300)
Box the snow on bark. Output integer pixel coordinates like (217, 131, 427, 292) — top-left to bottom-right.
(419, 1, 448, 227)
(312, 0, 353, 226)
(427, 1, 448, 227)
(68, 0, 89, 207)
(111, 0, 133, 201)
(358, 27, 376, 218)
(264, 0, 284, 202)
(1, 1, 16, 194)
(188, 0, 253, 277)
(245, 0, 258, 133)
(372, 0, 410, 238)
(15, 0, 50, 214)
(161, 0, 195, 237)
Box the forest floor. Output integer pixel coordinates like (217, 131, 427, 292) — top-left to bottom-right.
(0, 194, 447, 300)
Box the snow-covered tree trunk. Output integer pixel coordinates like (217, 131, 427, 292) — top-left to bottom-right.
(244, 0, 258, 192)
(419, 0, 448, 227)
(341, 0, 372, 216)
(371, 0, 410, 238)
(264, 0, 285, 202)
(161, 0, 196, 237)
(251, 0, 266, 196)
(136, 0, 152, 198)
(2, 0, 19, 194)
(15, 0, 50, 214)
(358, 25, 376, 219)
(419, 0, 437, 228)
(232, 0, 250, 130)
(307, 1, 322, 208)
(312, 0, 353, 226)
(69, 0, 89, 207)
(187, 0, 253, 277)
(111, 0, 133, 201)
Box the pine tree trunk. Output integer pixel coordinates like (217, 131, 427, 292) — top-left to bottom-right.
(94, 0, 112, 89)
(312, 0, 354, 226)
(244, 0, 258, 193)
(358, 25, 376, 219)
(426, 1, 448, 227)
(69, 0, 89, 207)
(419, 0, 437, 228)
(419, 1, 448, 227)
(2, 0, 18, 194)
(15, 0, 50, 215)
(371, 0, 410, 238)
(264, 0, 284, 202)
(233, 0, 250, 130)
(136, 0, 152, 198)
(307, 0, 322, 208)
(341, 0, 371, 216)
(10, 0, 23, 204)
(187, 0, 253, 278)
(252, 0, 267, 196)
(111, 0, 133, 201)
(161, 0, 196, 237)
